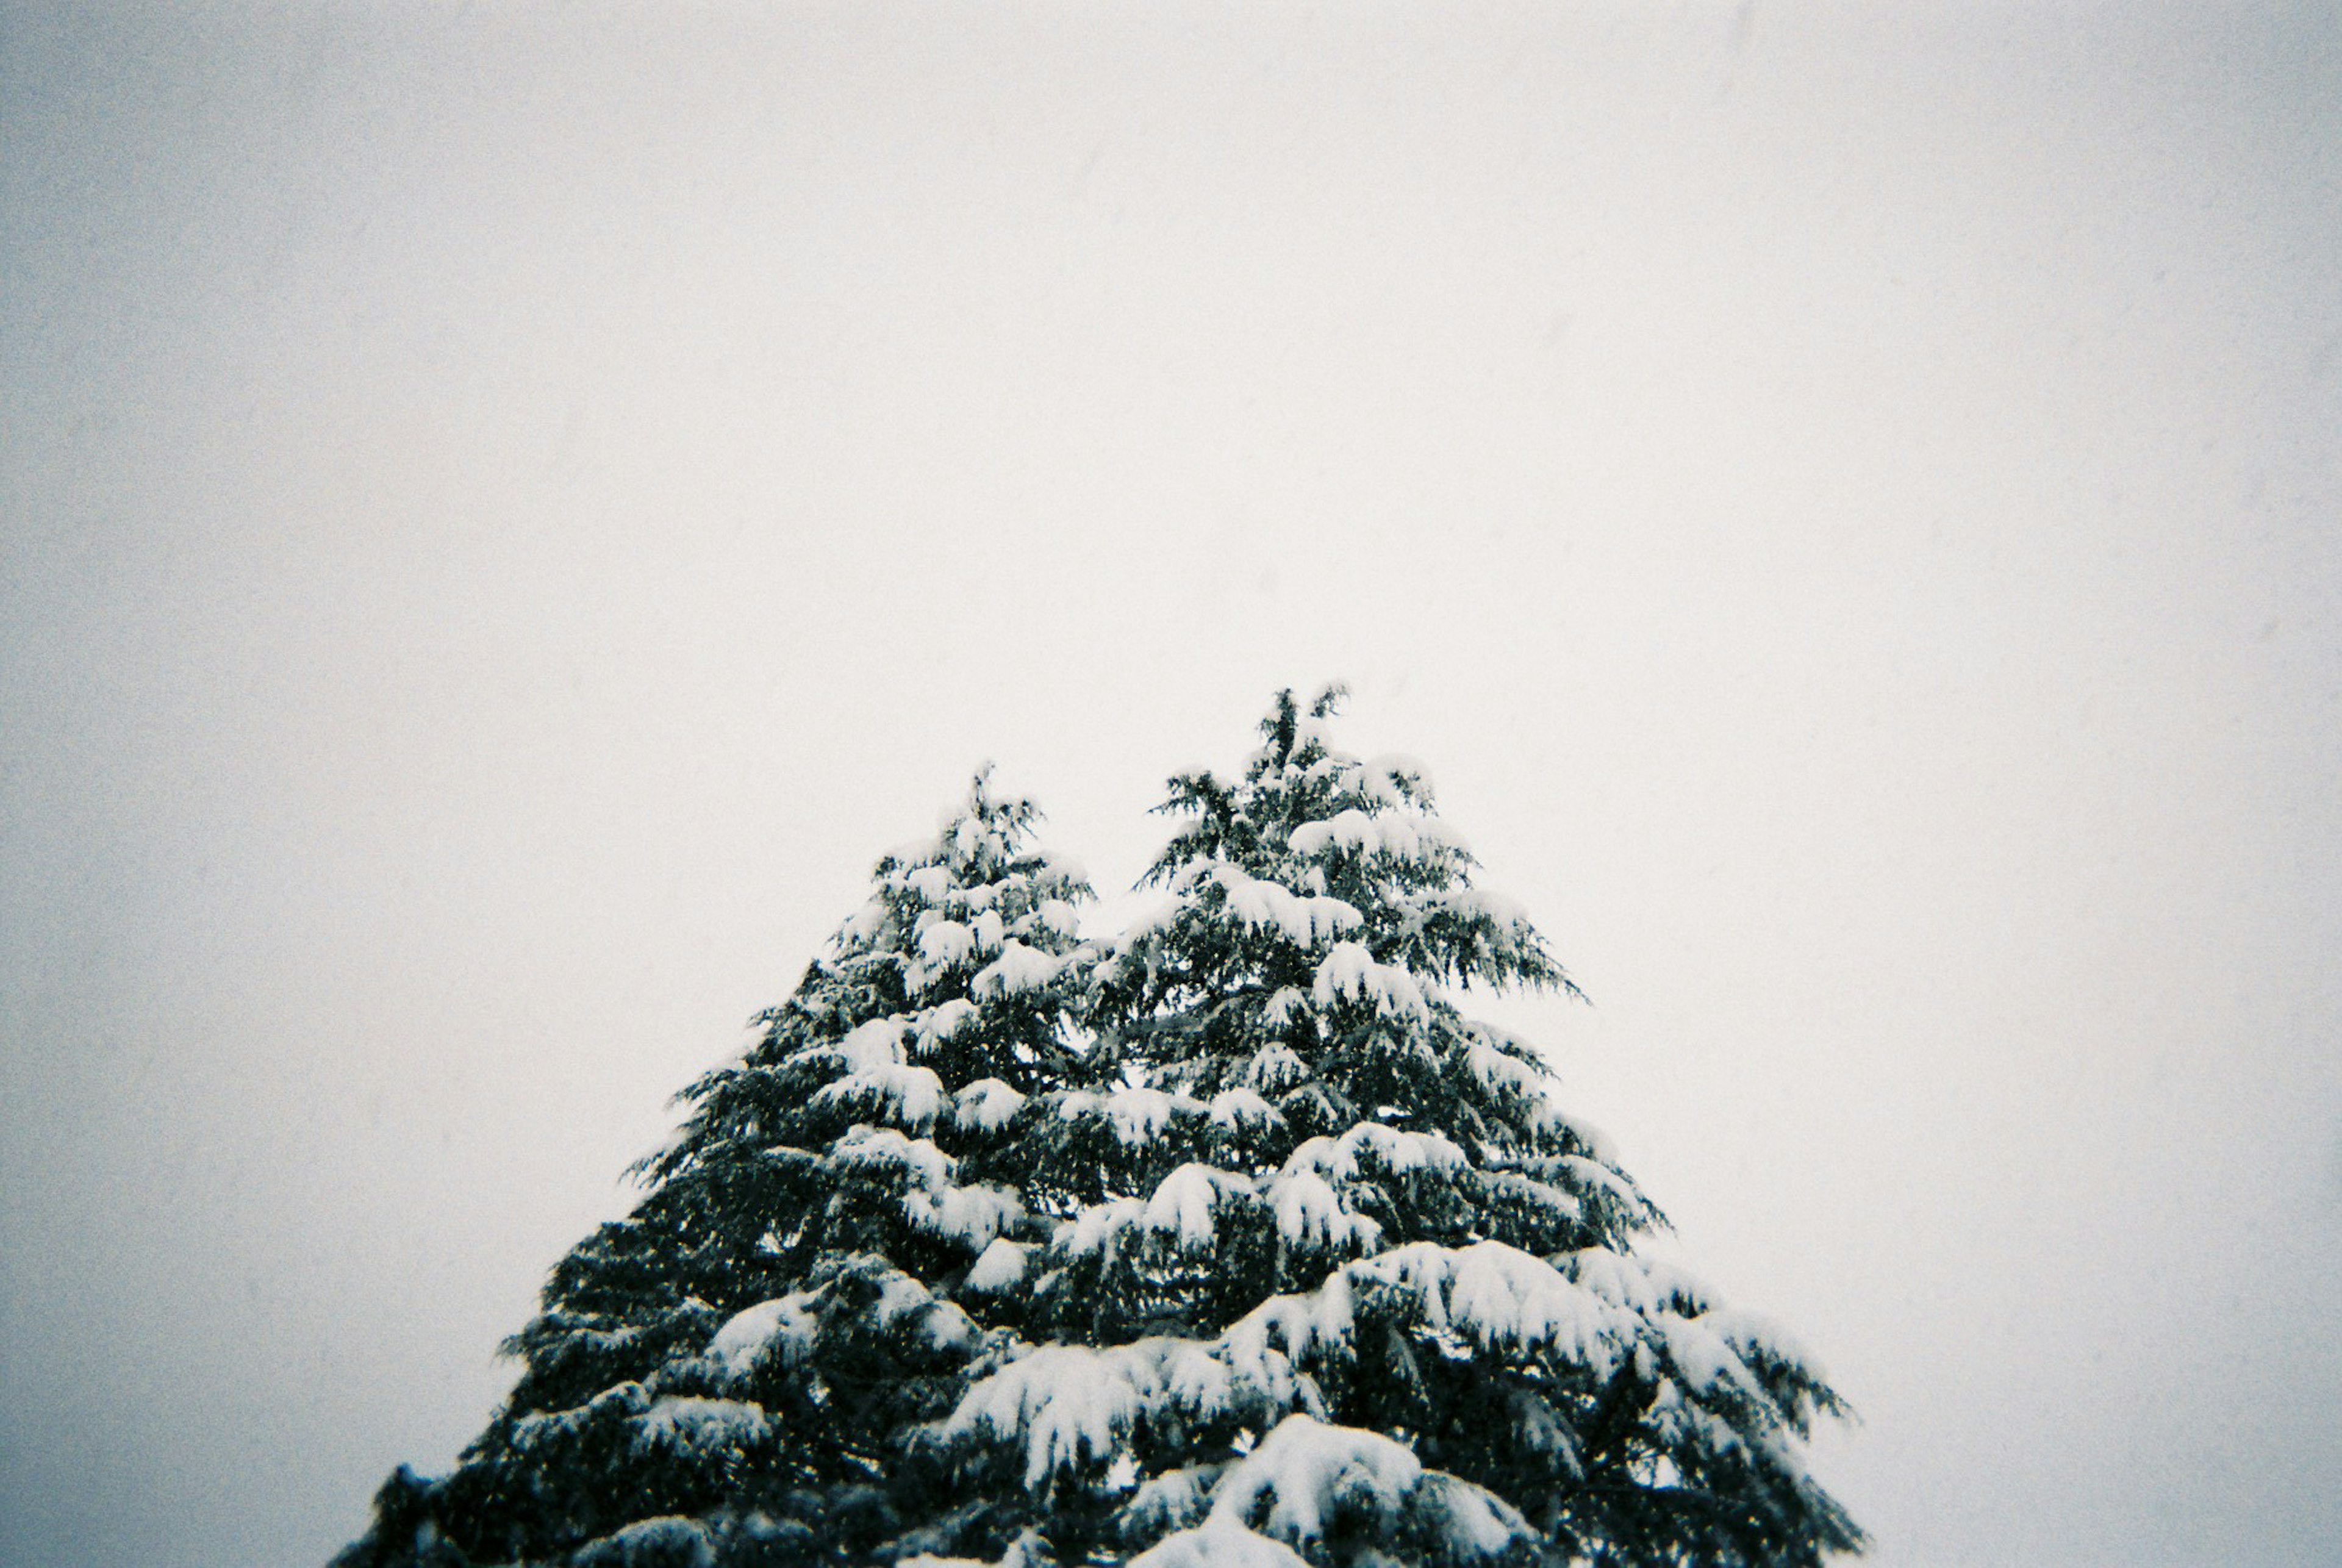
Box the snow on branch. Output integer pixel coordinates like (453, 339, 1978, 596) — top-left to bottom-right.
(1286, 808, 1469, 865)
(1208, 1413, 1418, 1541)
(942, 1337, 1301, 1487)
(1197, 863, 1363, 949)
(971, 940, 1066, 998)
(1312, 942, 1429, 1023)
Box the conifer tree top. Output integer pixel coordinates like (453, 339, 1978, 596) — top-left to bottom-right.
(337, 700, 1861, 1568)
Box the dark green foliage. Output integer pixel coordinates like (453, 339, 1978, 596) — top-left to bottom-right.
(338, 695, 1861, 1568)
(928, 689, 1862, 1568)
(337, 773, 1094, 1568)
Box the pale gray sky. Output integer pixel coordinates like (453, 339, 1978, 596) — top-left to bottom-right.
(3, 4, 2338, 1566)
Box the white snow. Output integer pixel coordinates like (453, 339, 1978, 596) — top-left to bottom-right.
(867, 1266, 976, 1350)
(1560, 1154, 1638, 1205)
(634, 1396, 770, 1453)
(1208, 1087, 1282, 1130)
(970, 908, 1006, 953)
(1142, 1163, 1248, 1247)
(900, 864, 954, 901)
(1261, 987, 1308, 1027)
(1414, 1471, 1534, 1556)
(1209, 1413, 1419, 1541)
(839, 1017, 908, 1070)
(1243, 1044, 1308, 1092)
(833, 899, 889, 950)
(1265, 1169, 1382, 1252)
(945, 1337, 1299, 1486)
(1284, 1121, 1467, 1184)
(706, 1295, 818, 1375)
(1311, 942, 1429, 1022)
(1464, 1032, 1546, 1098)
(1058, 1086, 1197, 1145)
(578, 1516, 715, 1568)
(1230, 1240, 1636, 1379)
(1480, 1169, 1582, 1225)
(1205, 864, 1362, 948)
(811, 1062, 946, 1133)
(1288, 809, 1466, 865)
(1357, 753, 1434, 804)
(1380, 1240, 1631, 1364)
(1703, 1306, 1824, 1380)
(1059, 1197, 1146, 1256)
(1123, 1463, 1225, 1535)
(972, 940, 1065, 997)
(954, 1077, 1028, 1134)
(1129, 1517, 1308, 1568)
(965, 1237, 1031, 1292)
(835, 1125, 953, 1189)
(920, 997, 979, 1044)
(905, 1180, 1025, 1253)
(919, 919, 978, 970)
(1653, 1311, 1763, 1398)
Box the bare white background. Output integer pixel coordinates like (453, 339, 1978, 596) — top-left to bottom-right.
(4, 4, 2338, 1566)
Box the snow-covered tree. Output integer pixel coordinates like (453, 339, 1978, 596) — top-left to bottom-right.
(336, 771, 1097, 1568)
(926, 688, 1862, 1568)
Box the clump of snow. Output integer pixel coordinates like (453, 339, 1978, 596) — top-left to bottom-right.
(1260, 987, 1308, 1027)
(634, 1397, 769, 1455)
(1463, 1031, 1546, 1098)
(1058, 1086, 1201, 1146)
(1208, 1087, 1281, 1130)
(1230, 1240, 1638, 1380)
(1123, 1463, 1226, 1536)
(1201, 865, 1362, 948)
(811, 1062, 946, 1133)
(904, 1180, 1025, 1255)
(1414, 1471, 1534, 1556)
(1355, 753, 1434, 805)
(1288, 809, 1467, 865)
(1130, 1517, 1309, 1568)
(1311, 942, 1428, 1022)
(1244, 1045, 1308, 1094)
(1284, 1121, 1466, 1184)
(973, 941, 1064, 997)
(920, 997, 979, 1044)
(835, 1126, 952, 1189)
(899, 864, 954, 902)
(919, 920, 978, 972)
(1209, 1413, 1418, 1541)
(1142, 1164, 1250, 1248)
(574, 1516, 715, 1568)
(838, 1017, 908, 1070)
(1265, 1170, 1381, 1253)
(954, 1078, 1028, 1134)
(1060, 1197, 1145, 1256)
(965, 1237, 1031, 1292)
(945, 1337, 1300, 1486)
(1653, 1311, 1762, 1398)
(862, 1265, 976, 1350)
(1703, 1306, 1825, 1381)
(969, 908, 1006, 952)
(1560, 1154, 1638, 1205)
(1478, 1169, 1581, 1226)
(706, 1295, 817, 1376)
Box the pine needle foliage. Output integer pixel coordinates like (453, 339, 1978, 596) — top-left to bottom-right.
(337, 771, 1095, 1568)
(336, 693, 1862, 1568)
(928, 687, 1862, 1568)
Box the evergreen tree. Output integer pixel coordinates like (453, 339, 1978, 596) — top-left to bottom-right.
(926, 688, 1862, 1568)
(337, 771, 1097, 1568)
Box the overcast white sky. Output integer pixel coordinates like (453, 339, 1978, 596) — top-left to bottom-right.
(4, 4, 2338, 1566)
